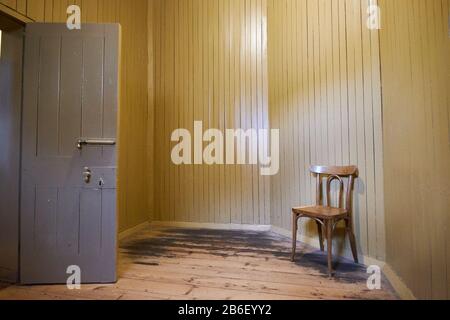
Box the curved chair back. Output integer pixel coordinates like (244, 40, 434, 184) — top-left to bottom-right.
(310, 165, 359, 213)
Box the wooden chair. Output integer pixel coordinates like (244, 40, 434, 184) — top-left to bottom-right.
(291, 165, 359, 277)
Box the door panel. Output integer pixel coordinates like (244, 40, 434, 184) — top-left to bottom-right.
(56, 188, 80, 255)
(37, 36, 60, 157)
(20, 23, 120, 284)
(60, 37, 83, 157)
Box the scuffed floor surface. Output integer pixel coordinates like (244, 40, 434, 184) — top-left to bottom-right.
(0, 226, 397, 300)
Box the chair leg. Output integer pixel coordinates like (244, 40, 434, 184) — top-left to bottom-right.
(291, 213, 299, 262)
(345, 218, 359, 264)
(326, 220, 334, 277)
(317, 221, 324, 251)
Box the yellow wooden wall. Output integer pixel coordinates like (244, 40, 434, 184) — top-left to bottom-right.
(380, 0, 450, 300)
(0, 0, 150, 233)
(151, 0, 270, 225)
(267, 0, 386, 261)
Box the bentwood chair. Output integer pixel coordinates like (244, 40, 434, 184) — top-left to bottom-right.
(291, 165, 359, 277)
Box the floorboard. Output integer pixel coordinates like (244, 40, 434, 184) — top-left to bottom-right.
(0, 226, 397, 300)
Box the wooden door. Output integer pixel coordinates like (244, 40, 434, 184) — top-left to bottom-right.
(20, 23, 120, 284)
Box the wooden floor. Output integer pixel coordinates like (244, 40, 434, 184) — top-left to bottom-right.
(0, 226, 397, 300)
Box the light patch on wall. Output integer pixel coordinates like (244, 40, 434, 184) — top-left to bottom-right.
(0, 30, 2, 59)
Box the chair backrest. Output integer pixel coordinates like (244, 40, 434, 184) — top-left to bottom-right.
(310, 165, 359, 213)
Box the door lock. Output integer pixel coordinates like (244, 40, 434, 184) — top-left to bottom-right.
(83, 167, 92, 184)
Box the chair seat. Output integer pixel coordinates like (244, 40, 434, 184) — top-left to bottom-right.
(292, 206, 348, 219)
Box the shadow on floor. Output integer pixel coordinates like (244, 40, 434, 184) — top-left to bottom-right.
(120, 227, 372, 284)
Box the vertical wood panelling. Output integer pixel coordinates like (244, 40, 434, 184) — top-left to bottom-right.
(26, 0, 45, 21)
(380, 0, 450, 300)
(267, 0, 386, 261)
(42, 0, 52, 22)
(147, 0, 155, 222)
(2, 0, 150, 233)
(17, 0, 26, 14)
(152, 0, 269, 225)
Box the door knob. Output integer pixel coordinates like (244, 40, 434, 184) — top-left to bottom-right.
(83, 167, 92, 184)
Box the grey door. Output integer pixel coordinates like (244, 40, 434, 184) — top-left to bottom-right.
(20, 23, 120, 284)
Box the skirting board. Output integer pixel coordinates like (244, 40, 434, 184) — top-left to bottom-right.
(151, 221, 271, 232)
(118, 221, 151, 241)
(270, 225, 416, 300)
(382, 264, 416, 300)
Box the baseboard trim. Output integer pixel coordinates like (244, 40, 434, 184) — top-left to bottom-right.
(382, 264, 416, 300)
(151, 220, 271, 232)
(118, 221, 151, 241)
(270, 225, 320, 249)
(270, 225, 416, 300)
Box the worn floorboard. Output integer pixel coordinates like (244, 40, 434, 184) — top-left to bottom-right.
(0, 227, 397, 300)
